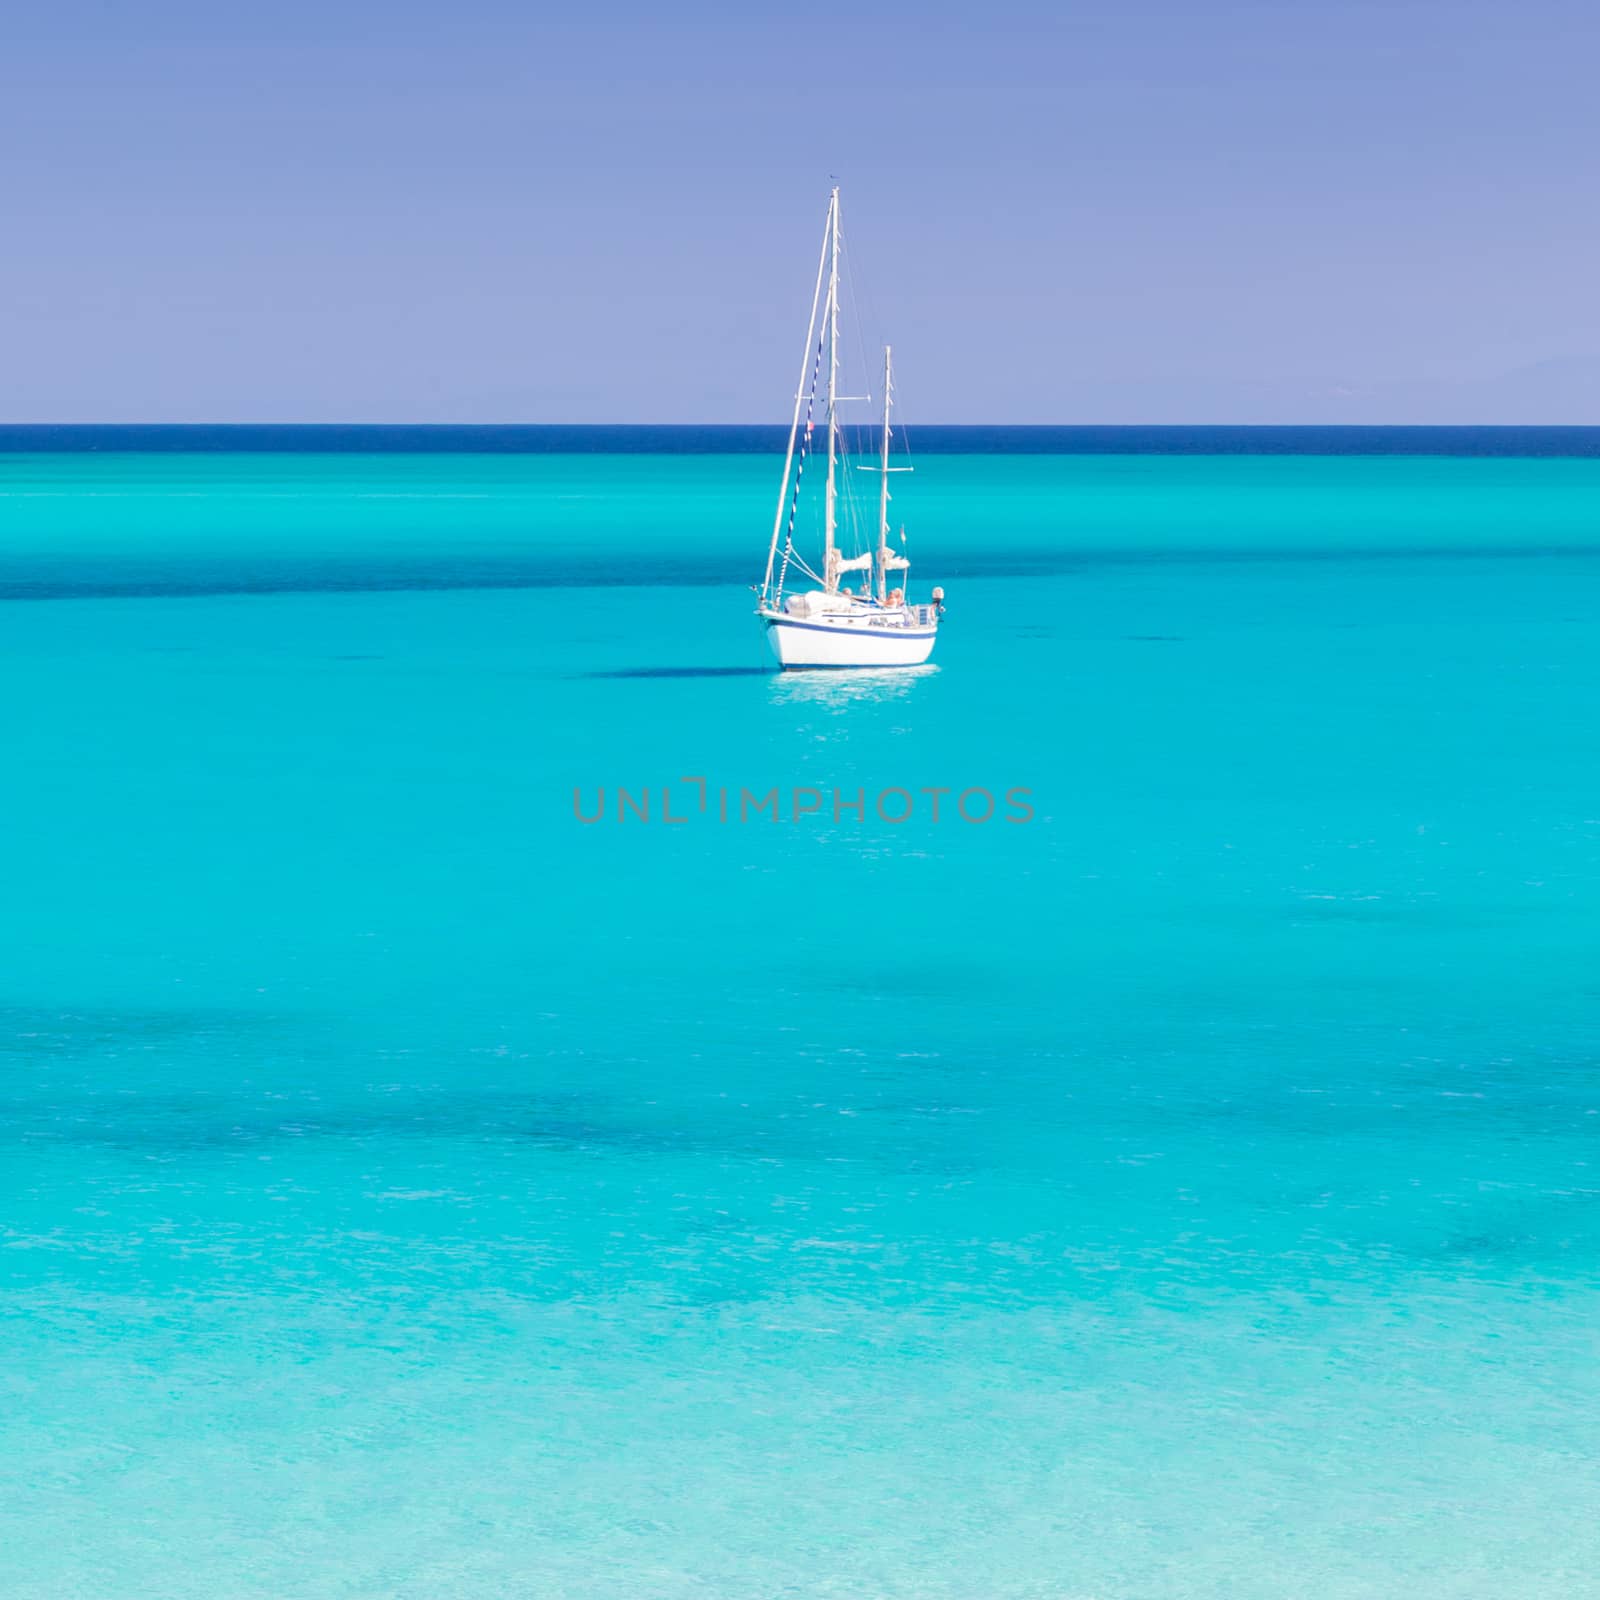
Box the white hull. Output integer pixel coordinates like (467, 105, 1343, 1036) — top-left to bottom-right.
(761, 608, 938, 668)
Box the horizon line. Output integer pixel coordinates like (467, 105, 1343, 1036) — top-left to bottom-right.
(8, 420, 1600, 426)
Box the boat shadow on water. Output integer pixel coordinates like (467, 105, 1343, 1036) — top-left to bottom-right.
(574, 666, 773, 680)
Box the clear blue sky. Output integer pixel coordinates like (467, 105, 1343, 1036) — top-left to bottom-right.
(6, 0, 1600, 422)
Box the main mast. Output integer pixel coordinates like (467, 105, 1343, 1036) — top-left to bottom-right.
(822, 186, 841, 593)
(877, 345, 892, 603)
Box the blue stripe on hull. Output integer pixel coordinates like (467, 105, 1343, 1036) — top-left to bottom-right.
(762, 615, 937, 641)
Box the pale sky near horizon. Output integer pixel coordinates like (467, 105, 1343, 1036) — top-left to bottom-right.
(5, 0, 1600, 423)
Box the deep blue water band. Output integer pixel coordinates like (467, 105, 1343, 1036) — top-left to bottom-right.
(7, 424, 1600, 456)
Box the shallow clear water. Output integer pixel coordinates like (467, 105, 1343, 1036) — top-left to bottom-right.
(3, 446, 1599, 1597)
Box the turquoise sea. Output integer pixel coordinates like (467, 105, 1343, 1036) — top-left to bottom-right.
(3, 432, 1599, 1598)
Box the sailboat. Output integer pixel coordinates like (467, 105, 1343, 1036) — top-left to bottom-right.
(756, 188, 944, 669)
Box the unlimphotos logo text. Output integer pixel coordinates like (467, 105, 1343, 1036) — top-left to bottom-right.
(573, 778, 1033, 825)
